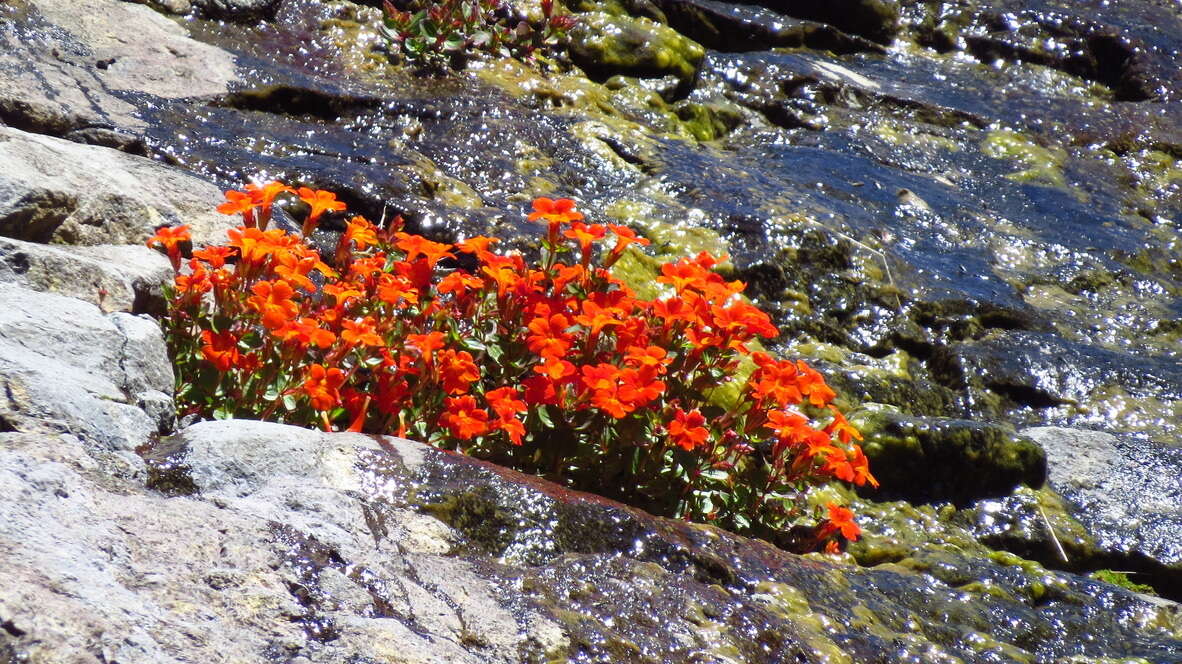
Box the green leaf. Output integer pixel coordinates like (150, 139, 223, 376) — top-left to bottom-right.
(484, 340, 503, 362)
(282, 394, 297, 411)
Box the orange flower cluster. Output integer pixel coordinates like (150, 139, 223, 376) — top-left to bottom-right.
(161, 184, 873, 552)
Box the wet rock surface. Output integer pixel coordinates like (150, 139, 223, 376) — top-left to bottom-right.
(5, 421, 1180, 663)
(1, 0, 1181, 658)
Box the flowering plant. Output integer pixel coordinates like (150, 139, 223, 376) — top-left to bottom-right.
(380, 0, 574, 66)
(152, 183, 876, 552)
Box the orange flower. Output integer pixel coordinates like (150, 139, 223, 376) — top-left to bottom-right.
(407, 331, 446, 365)
(534, 357, 576, 382)
(273, 317, 336, 349)
(526, 313, 573, 359)
(302, 364, 346, 411)
(376, 273, 420, 308)
(296, 187, 347, 236)
(245, 279, 299, 330)
(226, 226, 295, 274)
(395, 233, 454, 268)
(822, 502, 861, 541)
(494, 415, 526, 445)
(245, 180, 291, 229)
(436, 348, 480, 395)
(563, 222, 607, 262)
(485, 386, 527, 418)
(437, 271, 483, 299)
(200, 329, 240, 372)
(192, 245, 236, 269)
(580, 363, 637, 418)
(604, 224, 650, 265)
(764, 409, 810, 443)
(528, 197, 583, 224)
(822, 448, 856, 483)
(668, 408, 708, 451)
(323, 282, 364, 306)
(456, 236, 499, 258)
(748, 352, 803, 408)
(848, 444, 878, 488)
(623, 345, 669, 373)
(217, 190, 257, 227)
(575, 298, 624, 337)
(174, 261, 211, 297)
(824, 406, 862, 445)
(440, 395, 490, 439)
(341, 317, 384, 348)
(797, 361, 837, 407)
(147, 225, 190, 271)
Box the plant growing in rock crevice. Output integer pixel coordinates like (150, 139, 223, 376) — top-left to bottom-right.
(152, 182, 875, 552)
(380, 0, 574, 66)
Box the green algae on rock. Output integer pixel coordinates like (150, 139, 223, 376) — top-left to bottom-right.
(850, 407, 1046, 505)
(567, 12, 704, 85)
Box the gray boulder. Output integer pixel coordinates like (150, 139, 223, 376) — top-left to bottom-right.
(0, 0, 236, 137)
(1023, 427, 1182, 592)
(0, 237, 173, 314)
(3, 420, 1179, 663)
(0, 127, 235, 247)
(0, 283, 174, 471)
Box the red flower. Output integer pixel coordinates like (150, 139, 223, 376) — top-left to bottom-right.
(147, 225, 190, 272)
(302, 364, 346, 411)
(437, 348, 480, 395)
(668, 408, 708, 451)
(200, 329, 240, 372)
(821, 502, 861, 541)
(246, 279, 299, 330)
(341, 317, 384, 348)
(296, 187, 347, 235)
(440, 395, 490, 439)
(528, 197, 583, 224)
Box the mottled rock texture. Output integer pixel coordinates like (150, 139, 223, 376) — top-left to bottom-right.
(1, 0, 1181, 660)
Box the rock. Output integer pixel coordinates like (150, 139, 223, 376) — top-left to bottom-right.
(0, 283, 174, 469)
(0, 237, 173, 314)
(650, 0, 887, 53)
(751, 0, 900, 45)
(852, 407, 1047, 504)
(0, 0, 237, 136)
(0, 126, 235, 246)
(569, 12, 705, 86)
(1020, 426, 1182, 597)
(191, 0, 280, 20)
(0, 412, 1179, 662)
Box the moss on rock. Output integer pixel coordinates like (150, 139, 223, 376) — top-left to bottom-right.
(850, 407, 1046, 504)
(568, 12, 705, 85)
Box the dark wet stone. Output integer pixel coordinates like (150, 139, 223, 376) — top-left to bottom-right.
(193, 0, 281, 20)
(742, 0, 900, 45)
(897, 0, 1182, 101)
(648, 0, 885, 54)
(852, 410, 1046, 505)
